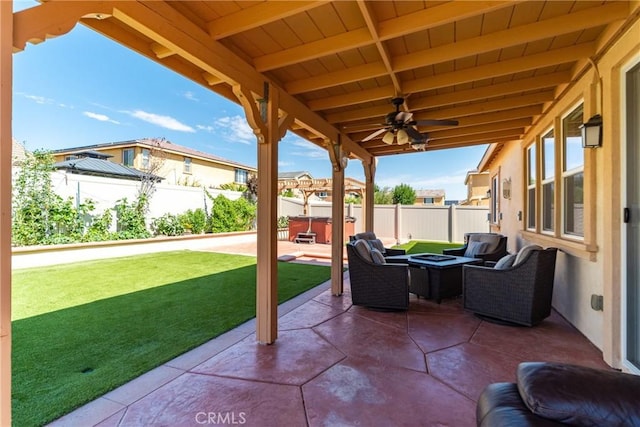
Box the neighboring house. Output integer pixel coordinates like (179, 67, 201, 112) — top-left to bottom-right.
(460, 170, 490, 206)
(51, 138, 256, 189)
(53, 150, 162, 182)
(414, 189, 445, 206)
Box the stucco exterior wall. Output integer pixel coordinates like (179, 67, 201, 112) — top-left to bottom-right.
(483, 17, 640, 364)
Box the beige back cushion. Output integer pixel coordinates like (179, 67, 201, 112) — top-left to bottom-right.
(514, 244, 543, 266)
(468, 233, 502, 253)
(353, 239, 373, 262)
(355, 231, 377, 241)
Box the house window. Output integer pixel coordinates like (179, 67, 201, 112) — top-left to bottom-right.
(141, 148, 150, 170)
(541, 128, 555, 233)
(235, 168, 248, 184)
(526, 144, 537, 230)
(183, 157, 192, 173)
(122, 148, 134, 167)
(317, 191, 328, 198)
(423, 197, 434, 204)
(64, 155, 77, 161)
(563, 104, 584, 237)
(491, 174, 499, 224)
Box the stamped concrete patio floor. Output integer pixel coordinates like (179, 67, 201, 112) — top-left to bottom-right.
(51, 273, 608, 427)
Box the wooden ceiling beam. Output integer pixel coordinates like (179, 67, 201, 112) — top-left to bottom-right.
(427, 118, 532, 140)
(307, 43, 589, 111)
(255, 1, 513, 72)
(346, 104, 541, 138)
(327, 72, 568, 124)
(394, 2, 628, 72)
(106, 1, 371, 162)
(207, 1, 323, 40)
(402, 42, 595, 94)
(286, 62, 388, 95)
(13, 1, 113, 51)
(356, 0, 402, 95)
(411, 91, 554, 121)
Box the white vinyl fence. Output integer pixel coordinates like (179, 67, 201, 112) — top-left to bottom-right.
(45, 172, 488, 242)
(278, 197, 489, 244)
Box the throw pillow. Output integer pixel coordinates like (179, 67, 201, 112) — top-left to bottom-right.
(513, 244, 542, 266)
(370, 248, 386, 264)
(353, 239, 373, 262)
(494, 254, 516, 269)
(464, 241, 489, 258)
(367, 238, 386, 254)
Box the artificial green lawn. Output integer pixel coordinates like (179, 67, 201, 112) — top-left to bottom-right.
(12, 250, 331, 427)
(394, 240, 463, 254)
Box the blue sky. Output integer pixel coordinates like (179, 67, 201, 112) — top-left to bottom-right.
(12, 2, 488, 201)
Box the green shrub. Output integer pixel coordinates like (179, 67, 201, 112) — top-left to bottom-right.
(151, 213, 184, 236)
(207, 195, 256, 233)
(179, 208, 207, 234)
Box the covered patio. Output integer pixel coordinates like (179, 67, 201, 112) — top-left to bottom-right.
(2, 1, 640, 424)
(50, 275, 606, 426)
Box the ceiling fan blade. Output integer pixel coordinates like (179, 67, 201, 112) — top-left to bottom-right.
(396, 111, 413, 123)
(361, 127, 388, 142)
(405, 126, 425, 142)
(414, 119, 459, 126)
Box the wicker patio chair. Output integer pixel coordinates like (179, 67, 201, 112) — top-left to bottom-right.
(346, 240, 409, 310)
(351, 231, 406, 257)
(462, 247, 558, 326)
(443, 233, 508, 263)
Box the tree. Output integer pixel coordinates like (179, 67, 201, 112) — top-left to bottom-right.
(392, 183, 416, 205)
(243, 173, 258, 203)
(374, 184, 393, 204)
(137, 138, 167, 214)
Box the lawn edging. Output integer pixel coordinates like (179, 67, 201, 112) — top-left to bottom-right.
(12, 231, 257, 269)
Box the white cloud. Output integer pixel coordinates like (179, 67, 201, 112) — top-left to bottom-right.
(278, 160, 294, 167)
(19, 93, 54, 105)
(214, 115, 255, 144)
(128, 110, 195, 132)
(83, 111, 120, 124)
(183, 91, 198, 101)
(196, 124, 215, 132)
(288, 139, 327, 159)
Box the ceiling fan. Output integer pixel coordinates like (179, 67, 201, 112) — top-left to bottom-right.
(361, 97, 459, 148)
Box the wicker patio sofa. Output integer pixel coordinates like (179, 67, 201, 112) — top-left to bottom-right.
(443, 233, 508, 263)
(346, 239, 409, 310)
(462, 246, 558, 326)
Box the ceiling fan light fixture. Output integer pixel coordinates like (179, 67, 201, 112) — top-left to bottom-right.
(397, 129, 410, 145)
(382, 131, 395, 144)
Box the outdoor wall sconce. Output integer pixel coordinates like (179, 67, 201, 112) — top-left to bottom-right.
(486, 189, 491, 198)
(502, 178, 511, 199)
(580, 114, 603, 148)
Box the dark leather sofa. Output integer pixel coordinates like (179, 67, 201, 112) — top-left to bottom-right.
(477, 362, 640, 426)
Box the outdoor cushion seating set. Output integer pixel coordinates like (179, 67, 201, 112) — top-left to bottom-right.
(348, 233, 640, 426)
(346, 232, 558, 326)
